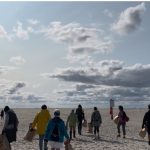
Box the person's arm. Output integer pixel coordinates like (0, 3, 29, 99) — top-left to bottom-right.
(142, 113, 147, 128)
(31, 113, 38, 129)
(91, 112, 94, 124)
(62, 121, 69, 140)
(99, 112, 102, 124)
(82, 111, 85, 120)
(44, 120, 51, 141)
(3, 113, 9, 130)
(15, 113, 19, 129)
(66, 115, 70, 126)
(49, 112, 51, 120)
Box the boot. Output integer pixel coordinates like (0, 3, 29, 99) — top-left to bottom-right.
(73, 130, 76, 138)
(69, 131, 72, 140)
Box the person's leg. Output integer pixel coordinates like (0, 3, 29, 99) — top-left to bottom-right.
(69, 126, 72, 140)
(148, 134, 150, 145)
(56, 149, 60, 150)
(51, 148, 55, 150)
(78, 120, 82, 135)
(9, 143, 11, 150)
(93, 126, 96, 139)
(117, 123, 121, 137)
(44, 141, 48, 150)
(122, 123, 126, 138)
(147, 125, 150, 145)
(97, 126, 100, 139)
(39, 135, 44, 150)
(73, 126, 76, 138)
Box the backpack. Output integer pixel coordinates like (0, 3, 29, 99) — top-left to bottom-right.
(51, 121, 59, 141)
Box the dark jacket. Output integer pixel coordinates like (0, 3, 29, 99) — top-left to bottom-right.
(118, 110, 126, 124)
(91, 110, 102, 127)
(3, 109, 19, 143)
(142, 110, 150, 128)
(76, 108, 84, 121)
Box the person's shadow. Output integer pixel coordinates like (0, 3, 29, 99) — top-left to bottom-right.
(125, 137, 147, 143)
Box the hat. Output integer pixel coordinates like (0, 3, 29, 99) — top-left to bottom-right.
(54, 109, 60, 117)
(41, 104, 47, 109)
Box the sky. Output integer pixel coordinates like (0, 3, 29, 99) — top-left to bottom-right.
(0, 1, 150, 108)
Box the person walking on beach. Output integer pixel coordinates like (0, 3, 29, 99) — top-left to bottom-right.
(117, 105, 127, 138)
(66, 109, 77, 140)
(44, 109, 70, 150)
(91, 107, 102, 139)
(2, 106, 19, 150)
(0, 109, 4, 119)
(142, 104, 150, 145)
(76, 104, 85, 135)
(31, 104, 51, 150)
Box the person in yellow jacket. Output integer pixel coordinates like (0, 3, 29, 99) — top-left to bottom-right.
(31, 104, 51, 150)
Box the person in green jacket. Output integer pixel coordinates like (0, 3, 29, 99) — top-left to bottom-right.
(31, 104, 51, 150)
(66, 109, 77, 140)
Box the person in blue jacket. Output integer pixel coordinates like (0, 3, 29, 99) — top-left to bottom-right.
(44, 109, 70, 150)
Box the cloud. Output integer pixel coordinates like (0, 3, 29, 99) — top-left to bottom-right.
(8, 82, 26, 94)
(27, 19, 40, 25)
(54, 83, 150, 107)
(13, 21, 32, 40)
(42, 60, 150, 88)
(43, 22, 114, 57)
(0, 66, 16, 75)
(9, 56, 26, 65)
(0, 25, 7, 38)
(0, 25, 13, 41)
(111, 3, 145, 35)
(103, 9, 113, 18)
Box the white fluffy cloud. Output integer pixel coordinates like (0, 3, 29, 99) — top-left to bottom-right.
(0, 25, 7, 38)
(13, 21, 33, 40)
(0, 66, 16, 75)
(111, 3, 145, 35)
(43, 22, 114, 57)
(9, 56, 26, 65)
(27, 19, 40, 25)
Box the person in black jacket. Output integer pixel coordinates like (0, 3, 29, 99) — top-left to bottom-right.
(2, 106, 19, 149)
(76, 104, 85, 135)
(142, 104, 150, 145)
(117, 105, 127, 138)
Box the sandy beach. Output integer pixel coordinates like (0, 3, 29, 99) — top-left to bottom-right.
(0, 108, 150, 150)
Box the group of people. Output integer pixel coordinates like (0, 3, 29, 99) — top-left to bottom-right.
(1, 104, 150, 150)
